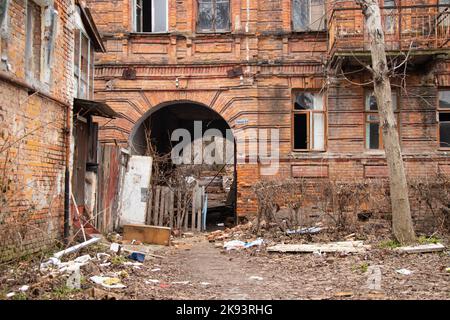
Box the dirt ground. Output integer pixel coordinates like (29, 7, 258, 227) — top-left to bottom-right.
(1, 232, 449, 300)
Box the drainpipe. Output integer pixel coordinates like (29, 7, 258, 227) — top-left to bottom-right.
(64, 97, 72, 244)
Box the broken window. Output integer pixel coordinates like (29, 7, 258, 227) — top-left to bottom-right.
(383, 0, 398, 34)
(292, 0, 325, 32)
(134, 0, 168, 33)
(293, 92, 325, 151)
(438, 90, 450, 148)
(74, 26, 94, 100)
(365, 90, 399, 150)
(197, 0, 230, 33)
(25, 0, 42, 81)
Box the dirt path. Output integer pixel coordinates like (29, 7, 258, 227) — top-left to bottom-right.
(127, 236, 449, 300)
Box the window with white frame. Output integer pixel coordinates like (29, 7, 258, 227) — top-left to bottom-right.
(292, 91, 326, 151)
(25, 0, 43, 81)
(365, 90, 399, 150)
(292, 0, 325, 31)
(73, 25, 94, 100)
(438, 90, 450, 149)
(197, 0, 230, 33)
(134, 0, 168, 33)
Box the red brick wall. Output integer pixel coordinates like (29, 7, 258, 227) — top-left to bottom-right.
(87, 0, 450, 220)
(0, 0, 74, 261)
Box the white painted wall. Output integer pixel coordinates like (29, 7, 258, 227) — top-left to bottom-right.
(119, 155, 152, 226)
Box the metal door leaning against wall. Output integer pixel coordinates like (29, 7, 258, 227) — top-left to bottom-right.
(119, 155, 153, 226)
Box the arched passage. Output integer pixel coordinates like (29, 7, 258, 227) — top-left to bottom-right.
(129, 101, 237, 230)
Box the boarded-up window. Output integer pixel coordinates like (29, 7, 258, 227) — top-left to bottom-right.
(197, 0, 230, 32)
(438, 90, 450, 148)
(365, 90, 399, 150)
(292, 0, 325, 31)
(135, 0, 168, 32)
(293, 92, 326, 151)
(25, 0, 42, 81)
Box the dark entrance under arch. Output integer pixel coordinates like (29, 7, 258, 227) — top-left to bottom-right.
(129, 102, 237, 230)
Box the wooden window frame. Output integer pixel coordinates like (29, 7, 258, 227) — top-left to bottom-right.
(437, 88, 450, 150)
(74, 27, 94, 100)
(364, 89, 400, 150)
(196, 0, 231, 34)
(292, 90, 327, 152)
(133, 0, 169, 33)
(25, 0, 44, 83)
(291, 0, 326, 32)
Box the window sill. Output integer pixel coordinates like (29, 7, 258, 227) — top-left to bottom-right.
(196, 31, 232, 35)
(129, 32, 170, 37)
(291, 29, 327, 35)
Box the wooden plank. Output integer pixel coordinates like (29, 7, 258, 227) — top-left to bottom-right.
(153, 186, 161, 226)
(183, 195, 188, 231)
(394, 243, 445, 254)
(176, 190, 182, 229)
(159, 187, 166, 226)
(169, 190, 174, 229)
(191, 187, 196, 231)
(145, 187, 153, 225)
(123, 224, 171, 246)
(267, 241, 370, 253)
(196, 187, 203, 232)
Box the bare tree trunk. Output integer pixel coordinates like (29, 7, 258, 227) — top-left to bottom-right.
(356, 0, 416, 244)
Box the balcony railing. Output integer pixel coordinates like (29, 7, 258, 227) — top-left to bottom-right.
(328, 2, 450, 57)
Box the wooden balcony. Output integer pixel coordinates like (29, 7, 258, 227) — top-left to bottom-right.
(328, 1, 450, 67)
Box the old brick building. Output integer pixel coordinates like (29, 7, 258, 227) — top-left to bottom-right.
(86, 0, 449, 221)
(0, 0, 109, 261)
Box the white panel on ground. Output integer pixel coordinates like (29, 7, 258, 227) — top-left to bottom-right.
(119, 155, 153, 226)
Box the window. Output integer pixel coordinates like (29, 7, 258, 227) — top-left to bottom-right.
(365, 90, 399, 150)
(292, 0, 325, 31)
(438, 90, 450, 149)
(25, 0, 42, 81)
(383, 0, 397, 34)
(197, 0, 230, 33)
(134, 0, 168, 33)
(292, 92, 326, 151)
(74, 28, 94, 100)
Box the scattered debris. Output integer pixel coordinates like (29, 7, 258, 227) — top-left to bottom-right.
(395, 243, 445, 254)
(224, 238, 264, 251)
(151, 268, 161, 272)
(334, 291, 354, 298)
(110, 243, 121, 253)
(86, 287, 122, 300)
(53, 237, 101, 259)
(286, 227, 322, 235)
(99, 263, 111, 268)
(74, 254, 92, 264)
(249, 276, 264, 281)
(200, 282, 210, 286)
(145, 279, 160, 284)
(90, 276, 126, 289)
(128, 252, 146, 263)
(267, 241, 370, 254)
(217, 223, 225, 227)
(19, 285, 29, 292)
(66, 266, 81, 290)
(396, 269, 413, 276)
(172, 281, 190, 285)
(446, 267, 450, 273)
(366, 266, 382, 291)
(183, 232, 194, 238)
(6, 292, 15, 298)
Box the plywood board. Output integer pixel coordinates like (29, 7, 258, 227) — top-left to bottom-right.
(123, 224, 171, 246)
